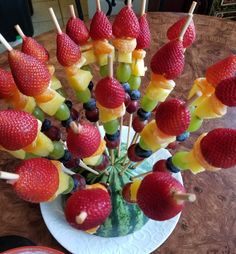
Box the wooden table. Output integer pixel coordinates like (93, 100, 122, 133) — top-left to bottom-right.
(0, 12, 236, 254)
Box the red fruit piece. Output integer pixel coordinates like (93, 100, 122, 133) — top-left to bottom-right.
(128, 144, 144, 162)
(66, 17, 90, 45)
(90, 10, 112, 40)
(95, 77, 125, 108)
(150, 39, 185, 80)
(206, 55, 236, 87)
(200, 128, 236, 168)
(136, 14, 151, 50)
(0, 110, 38, 150)
(167, 17, 196, 48)
(8, 50, 50, 96)
(0, 68, 18, 98)
(13, 158, 59, 203)
(215, 76, 236, 107)
(152, 159, 170, 174)
(112, 6, 140, 38)
(137, 172, 185, 221)
(65, 188, 111, 230)
(22, 37, 49, 64)
(57, 33, 81, 67)
(67, 123, 101, 158)
(155, 99, 190, 136)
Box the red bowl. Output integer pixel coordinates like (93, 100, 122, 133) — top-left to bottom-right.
(2, 246, 64, 254)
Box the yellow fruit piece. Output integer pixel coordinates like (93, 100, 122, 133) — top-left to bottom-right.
(151, 74, 175, 89)
(185, 150, 205, 174)
(130, 179, 142, 202)
(91, 139, 106, 157)
(23, 132, 54, 156)
(86, 226, 100, 234)
(97, 103, 125, 123)
(37, 91, 65, 116)
(67, 69, 93, 92)
(195, 94, 227, 119)
(65, 57, 87, 76)
(83, 154, 101, 166)
(86, 183, 108, 192)
(118, 51, 132, 63)
(93, 40, 114, 55)
(23, 97, 36, 113)
(51, 75, 62, 90)
(132, 49, 146, 60)
(35, 88, 56, 103)
(82, 49, 96, 65)
(112, 38, 137, 53)
(0, 145, 26, 159)
(97, 48, 115, 66)
(131, 59, 146, 76)
(81, 42, 93, 52)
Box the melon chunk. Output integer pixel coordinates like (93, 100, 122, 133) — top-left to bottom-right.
(23, 97, 36, 113)
(118, 52, 132, 63)
(82, 49, 96, 65)
(51, 75, 62, 90)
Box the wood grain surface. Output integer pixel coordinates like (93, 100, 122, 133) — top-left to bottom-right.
(0, 12, 236, 254)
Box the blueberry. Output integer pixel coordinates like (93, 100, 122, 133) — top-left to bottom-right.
(137, 108, 151, 121)
(135, 144, 152, 158)
(60, 150, 72, 163)
(88, 81, 94, 91)
(61, 116, 73, 128)
(64, 100, 73, 110)
(83, 98, 96, 111)
(105, 130, 120, 141)
(41, 119, 51, 132)
(166, 157, 180, 173)
(129, 90, 141, 100)
(122, 82, 131, 93)
(176, 132, 190, 142)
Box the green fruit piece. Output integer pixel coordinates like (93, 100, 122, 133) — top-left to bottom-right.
(139, 138, 150, 151)
(94, 155, 103, 166)
(103, 119, 119, 134)
(140, 95, 158, 112)
(62, 176, 74, 194)
(76, 88, 91, 103)
(25, 153, 40, 159)
(49, 141, 65, 159)
(187, 113, 203, 132)
(54, 103, 71, 121)
(116, 63, 131, 83)
(172, 151, 189, 170)
(56, 88, 67, 97)
(33, 107, 45, 122)
(100, 65, 108, 77)
(128, 75, 141, 90)
(81, 65, 92, 73)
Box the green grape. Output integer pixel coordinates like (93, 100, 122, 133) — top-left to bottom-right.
(54, 103, 70, 121)
(100, 65, 108, 77)
(139, 138, 150, 151)
(128, 75, 141, 90)
(116, 63, 131, 83)
(187, 113, 203, 132)
(94, 155, 103, 166)
(141, 95, 158, 112)
(49, 141, 65, 159)
(56, 88, 67, 97)
(76, 88, 91, 103)
(32, 107, 45, 122)
(81, 65, 92, 73)
(103, 119, 119, 134)
(172, 151, 189, 170)
(62, 176, 74, 195)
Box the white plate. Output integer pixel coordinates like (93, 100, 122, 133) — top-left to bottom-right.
(40, 127, 183, 254)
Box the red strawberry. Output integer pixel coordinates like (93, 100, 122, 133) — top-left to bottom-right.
(167, 17, 196, 48)
(206, 55, 236, 87)
(66, 17, 90, 45)
(13, 158, 59, 203)
(22, 37, 49, 63)
(0, 110, 38, 150)
(95, 77, 125, 108)
(137, 172, 186, 221)
(200, 128, 236, 168)
(8, 50, 50, 96)
(155, 99, 191, 136)
(112, 6, 140, 38)
(90, 10, 112, 40)
(67, 123, 101, 158)
(215, 76, 236, 107)
(150, 39, 185, 80)
(0, 68, 18, 99)
(152, 159, 170, 174)
(136, 14, 151, 49)
(65, 188, 111, 230)
(57, 33, 81, 67)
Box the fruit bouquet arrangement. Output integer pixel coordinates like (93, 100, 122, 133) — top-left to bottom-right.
(0, 0, 236, 243)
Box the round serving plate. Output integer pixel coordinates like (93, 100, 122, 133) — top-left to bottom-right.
(40, 127, 183, 254)
(2, 246, 64, 254)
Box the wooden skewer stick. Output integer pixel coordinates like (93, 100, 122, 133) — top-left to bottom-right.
(127, 0, 132, 7)
(122, 154, 128, 166)
(15, 25, 26, 39)
(96, 0, 101, 11)
(117, 116, 123, 157)
(173, 192, 196, 202)
(131, 171, 151, 181)
(69, 5, 76, 18)
(179, 14, 193, 41)
(61, 165, 76, 175)
(126, 114, 133, 150)
(79, 160, 100, 175)
(185, 91, 202, 107)
(131, 132, 140, 145)
(108, 54, 113, 78)
(119, 161, 132, 175)
(140, 0, 147, 16)
(110, 149, 115, 166)
(49, 7, 62, 34)
(188, 1, 197, 15)
(130, 159, 145, 169)
(75, 211, 88, 224)
(0, 34, 13, 51)
(0, 171, 19, 180)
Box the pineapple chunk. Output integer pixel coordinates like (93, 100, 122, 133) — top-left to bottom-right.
(118, 52, 132, 63)
(82, 49, 96, 65)
(83, 154, 101, 166)
(131, 59, 146, 76)
(51, 75, 62, 90)
(37, 91, 65, 116)
(23, 97, 36, 113)
(67, 69, 93, 92)
(97, 47, 115, 66)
